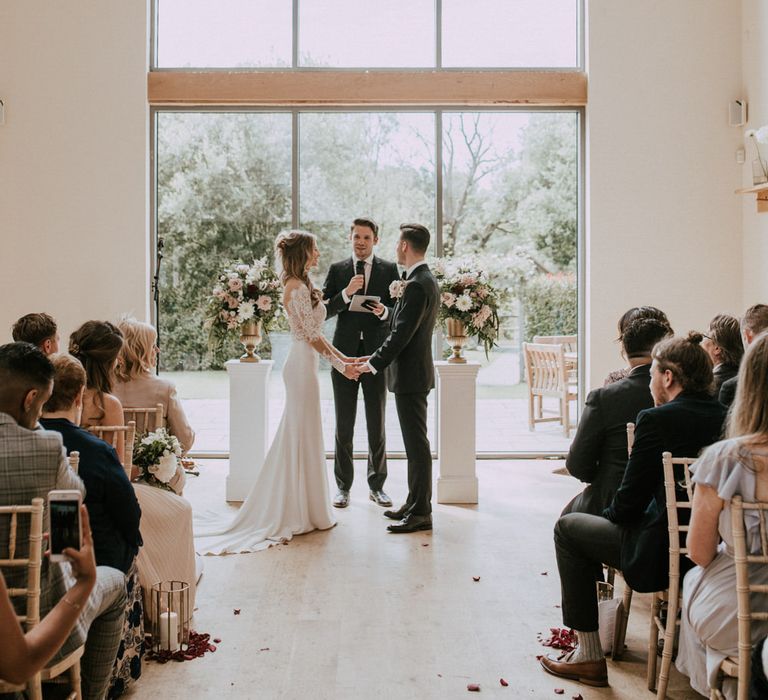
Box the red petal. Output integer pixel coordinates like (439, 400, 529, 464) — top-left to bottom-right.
(421, 543, 429, 547)
(572, 695, 584, 700)
(233, 609, 241, 615)
(213, 638, 222, 643)
(467, 683, 480, 692)
(473, 576, 481, 582)
(500, 678, 509, 687)
(554, 690, 564, 695)
(259, 647, 270, 651)
(540, 571, 548, 576)
(208, 644, 217, 652)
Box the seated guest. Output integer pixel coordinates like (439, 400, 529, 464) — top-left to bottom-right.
(40, 354, 143, 697)
(676, 332, 768, 698)
(719, 303, 768, 407)
(541, 333, 726, 688)
(0, 506, 96, 686)
(564, 315, 671, 516)
(701, 313, 743, 394)
(0, 342, 126, 700)
(113, 316, 195, 455)
(603, 305, 672, 385)
(69, 321, 126, 464)
(11, 312, 60, 355)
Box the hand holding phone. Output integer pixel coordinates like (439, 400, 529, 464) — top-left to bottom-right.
(48, 490, 82, 562)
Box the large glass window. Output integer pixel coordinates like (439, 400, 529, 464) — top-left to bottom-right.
(154, 109, 578, 456)
(153, 0, 582, 69)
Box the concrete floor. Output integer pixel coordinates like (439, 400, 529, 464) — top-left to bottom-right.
(132, 459, 701, 700)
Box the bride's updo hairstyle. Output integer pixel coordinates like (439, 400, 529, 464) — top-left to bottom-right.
(651, 331, 714, 395)
(69, 320, 124, 418)
(275, 230, 323, 307)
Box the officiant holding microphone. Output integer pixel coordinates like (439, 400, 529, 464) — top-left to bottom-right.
(323, 217, 401, 509)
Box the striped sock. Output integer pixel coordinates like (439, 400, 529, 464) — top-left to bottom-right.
(570, 630, 603, 662)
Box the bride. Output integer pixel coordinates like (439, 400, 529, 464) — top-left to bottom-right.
(195, 230, 357, 554)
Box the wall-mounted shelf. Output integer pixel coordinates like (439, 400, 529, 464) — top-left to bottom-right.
(736, 183, 768, 213)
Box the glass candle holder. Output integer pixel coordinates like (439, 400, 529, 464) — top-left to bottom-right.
(150, 580, 190, 653)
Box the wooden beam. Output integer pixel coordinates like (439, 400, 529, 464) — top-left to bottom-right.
(148, 70, 587, 107)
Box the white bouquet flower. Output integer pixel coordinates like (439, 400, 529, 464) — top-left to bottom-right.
(133, 428, 183, 491)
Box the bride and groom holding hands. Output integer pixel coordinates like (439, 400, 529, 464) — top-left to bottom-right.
(194, 218, 439, 555)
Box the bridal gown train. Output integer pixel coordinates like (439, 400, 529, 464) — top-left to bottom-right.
(194, 284, 336, 554)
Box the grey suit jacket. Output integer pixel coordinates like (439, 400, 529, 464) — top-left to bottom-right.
(0, 412, 86, 657)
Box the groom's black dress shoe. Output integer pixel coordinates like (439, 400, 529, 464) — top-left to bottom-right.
(369, 490, 393, 507)
(387, 514, 432, 533)
(383, 505, 409, 520)
(333, 489, 349, 508)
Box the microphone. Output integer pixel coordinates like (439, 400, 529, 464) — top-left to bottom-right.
(355, 260, 365, 276)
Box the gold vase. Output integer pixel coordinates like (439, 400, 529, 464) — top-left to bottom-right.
(445, 318, 468, 364)
(239, 319, 262, 362)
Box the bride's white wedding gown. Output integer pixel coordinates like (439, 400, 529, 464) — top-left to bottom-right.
(194, 284, 336, 554)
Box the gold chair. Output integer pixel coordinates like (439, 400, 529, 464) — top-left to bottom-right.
(648, 451, 697, 698)
(0, 498, 44, 698)
(88, 421, 136, 479)
(523, 342, 577, 437)
(123, 403, 164, 436)
(710, 496, 768, 699)
(67, 451, 80, 475)
(626, 422, 635, 456)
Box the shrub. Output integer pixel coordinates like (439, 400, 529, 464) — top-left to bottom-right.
(521, 273, 577, 341)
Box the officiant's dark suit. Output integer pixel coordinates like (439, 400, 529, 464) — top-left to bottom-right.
(323, 242, 400, 499)
(367, 224, 439, 529)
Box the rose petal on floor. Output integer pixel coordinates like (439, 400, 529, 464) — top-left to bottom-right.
(500, 678, 509, 686)
(467, 683, 480, 692)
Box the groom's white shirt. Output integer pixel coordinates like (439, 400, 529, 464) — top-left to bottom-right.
(365, 259, 428, 375)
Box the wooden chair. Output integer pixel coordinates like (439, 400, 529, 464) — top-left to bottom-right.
(0, 498, 44, 698)
(123, 403, 164, 436)
(88, 421, 136, 479)
(648, 451, 697, 698)
(533, 334, 578, 354)
(710, 496, 768, 699)
(0, 498, 85, 700)
(67, 451, 80, 475)
(606, 422, 636, 660)
(523, 342, 578, 437)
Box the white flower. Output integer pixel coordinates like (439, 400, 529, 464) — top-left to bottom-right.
(455, 294, 473, 312)
(441, 292, 456, 308)
(237, 300, 256, 322)
(389, 280, 408, 299)
(152, 452, 178, 483)
(459, 273, 477, 287)
(236, 264, 250, 274)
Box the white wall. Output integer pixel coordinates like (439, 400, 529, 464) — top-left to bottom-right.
(0, 1, 148, 345)
(586, 1, 744, 388)
(741, 0, 768, 306)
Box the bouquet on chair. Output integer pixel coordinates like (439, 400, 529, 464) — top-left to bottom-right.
(433, 256, 505, 357)
(133, 428, 183, 492)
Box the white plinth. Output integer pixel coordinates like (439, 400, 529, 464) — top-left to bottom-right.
(435, 361, 481, 504)
(225, 359, 273, 502)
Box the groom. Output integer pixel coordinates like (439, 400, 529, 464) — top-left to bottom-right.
(354, 223, 439, 533)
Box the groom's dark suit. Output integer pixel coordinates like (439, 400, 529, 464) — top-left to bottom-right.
(368, 262, 439, 516)
(323, 255, 400, 492)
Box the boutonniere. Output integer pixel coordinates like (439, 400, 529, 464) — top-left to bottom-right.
(389, 280, 409, 299)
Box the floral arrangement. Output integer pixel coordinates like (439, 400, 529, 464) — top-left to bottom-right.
(205, 258, 283, 342)
(133, 428, 182, 491)
(433, 257, 505, 356)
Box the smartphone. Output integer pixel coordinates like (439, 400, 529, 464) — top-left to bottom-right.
(362, 299, 377, 311)
(48, 490, 82, 562)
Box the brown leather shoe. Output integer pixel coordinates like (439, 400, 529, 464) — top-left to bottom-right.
(539, 654, 608, 687)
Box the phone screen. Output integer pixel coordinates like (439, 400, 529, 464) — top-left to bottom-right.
(50, 501, 80, 554)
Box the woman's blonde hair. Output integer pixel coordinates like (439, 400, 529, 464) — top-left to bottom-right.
(275, 230, 322, 307)
(115, 316, 157, 382)
(727, 331, 768, 444)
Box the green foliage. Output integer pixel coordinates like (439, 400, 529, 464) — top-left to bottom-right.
(520, 273, 577, 342)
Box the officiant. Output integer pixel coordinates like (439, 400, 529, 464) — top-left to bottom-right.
(323, 217, 401, 509)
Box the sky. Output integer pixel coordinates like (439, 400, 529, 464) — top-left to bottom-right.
(156, 0, 579, 69)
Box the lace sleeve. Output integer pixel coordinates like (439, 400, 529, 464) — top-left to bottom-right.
(287, 285, 323, 343)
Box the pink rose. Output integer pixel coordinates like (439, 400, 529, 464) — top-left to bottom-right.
(227, 295, 239, 309)
(256, 295, 272, 311)
(228, 278, 243, 292)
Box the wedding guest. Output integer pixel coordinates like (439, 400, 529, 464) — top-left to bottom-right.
(40, 353, 143, 698)
(0, 342, 126, 700)
(602, 306, 672, 385)
(11, 312, 60, 355)
(322, 217, 400, 509)
(113, 316, 195, 456)
(676, 331, 768, 698)
(69, 321, 126, 463)
(541, 333, 726, 688)
(563, 315, 671, 516)
(719, 303, 768, 407)
(111, 321, 197, 622)
(0, 506, 96, 686)
(701, 313, 743, 394)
